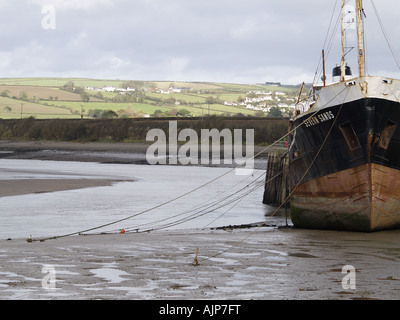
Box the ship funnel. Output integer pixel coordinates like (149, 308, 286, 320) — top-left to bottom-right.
(332, 65, 353, 83)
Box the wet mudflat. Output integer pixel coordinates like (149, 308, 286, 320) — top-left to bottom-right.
(0, 227, 399, 300)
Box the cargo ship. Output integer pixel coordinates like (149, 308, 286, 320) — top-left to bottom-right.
(288, 0, 400, 231)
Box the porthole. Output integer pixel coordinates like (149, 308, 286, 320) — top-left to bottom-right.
(378, 120, 397, 150)
(339, 122, 361, 151)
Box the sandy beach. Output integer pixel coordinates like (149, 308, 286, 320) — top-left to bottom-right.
(0, 179, 122, 198)
(0, 140, 399, 301)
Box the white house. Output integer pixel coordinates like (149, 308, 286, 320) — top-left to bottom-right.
(102, 86, 116, 92)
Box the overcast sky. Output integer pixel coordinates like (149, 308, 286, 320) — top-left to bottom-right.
(0, 0, 399, 84)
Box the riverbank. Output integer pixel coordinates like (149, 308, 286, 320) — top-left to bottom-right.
(0, 139, 271, 167)
(0, 140, 155, 164)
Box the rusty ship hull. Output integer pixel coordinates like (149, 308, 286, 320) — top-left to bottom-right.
(289, 77, 400, 232)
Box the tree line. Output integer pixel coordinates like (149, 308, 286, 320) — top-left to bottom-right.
(0, 116, 288, 145)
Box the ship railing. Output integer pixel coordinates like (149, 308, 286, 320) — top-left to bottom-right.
(294, 97, 314, 117)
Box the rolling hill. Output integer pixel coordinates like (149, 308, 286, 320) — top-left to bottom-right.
(0, 78, 302, 119)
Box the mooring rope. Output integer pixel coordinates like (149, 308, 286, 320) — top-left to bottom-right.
(117, 171, 267, 233)
(105, 166, 266, 234)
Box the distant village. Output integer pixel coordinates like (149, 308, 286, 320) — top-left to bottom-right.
(85, 86, 136, 93)
(225, 91, 296, 115)
(85, 85, 188, 94)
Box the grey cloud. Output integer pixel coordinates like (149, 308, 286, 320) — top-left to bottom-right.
(0, 0, 399, 84)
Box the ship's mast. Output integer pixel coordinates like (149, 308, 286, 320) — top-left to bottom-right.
(356, 0, 365, 78)
(340, 0, 365, 80)
(340, 0, 346, 81)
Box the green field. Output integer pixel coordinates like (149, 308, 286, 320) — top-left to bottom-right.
(0, 77, 302, 119)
